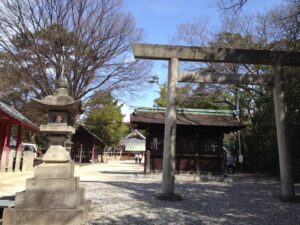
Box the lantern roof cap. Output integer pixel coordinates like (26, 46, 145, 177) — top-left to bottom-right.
(32, 78, 84, 114)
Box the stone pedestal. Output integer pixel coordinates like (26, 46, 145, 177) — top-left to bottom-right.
(3, 162, 90, 225)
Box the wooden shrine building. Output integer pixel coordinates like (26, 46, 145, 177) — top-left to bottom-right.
(71, 125, 105, 163)
(130, 107, 244, 174)
(0, 99, 39, 172)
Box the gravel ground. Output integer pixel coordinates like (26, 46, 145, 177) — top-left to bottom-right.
(81, 162, 300, 225)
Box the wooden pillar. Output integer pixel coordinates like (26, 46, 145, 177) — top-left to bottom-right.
(144, 150, 151, 174)
(91, 143, 95, 163)
(79, 144, 83, 163)
(158, 57, 181, 200)
(272, 65, 295, 199)
(15, 125, 23, 172)
(195, 134, 199, 174)
(1, 123, 12, 172)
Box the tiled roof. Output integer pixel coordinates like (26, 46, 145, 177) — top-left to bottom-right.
(131, 107, 244, 130)
(119, 137, 145, 145)
(75, 125, 105, 145)
(124, 129, 145, 140)
(0, 100, 39, 130)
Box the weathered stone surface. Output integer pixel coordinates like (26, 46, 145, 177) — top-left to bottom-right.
(22, 151, 34, 172)
(15, 190, 82, 209)
(26, 177, 79, 191)
(161, 57, 178, 195)
(132, 43, 300, 66)
(34, 163, 74, 178)
(7, 150, 16, 172)
(3, 206, 88, 225)
(42, 145, 70, 163)
(79, 187, 85, 202)
(179, 71, 273, 85)
(40, 124, 75, 134)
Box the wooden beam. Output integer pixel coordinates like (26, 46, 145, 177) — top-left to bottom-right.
(179, 72, 273, 85)
(132, 43, 300, 66)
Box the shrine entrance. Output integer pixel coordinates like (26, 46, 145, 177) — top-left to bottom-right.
(132, 43, 300, 200)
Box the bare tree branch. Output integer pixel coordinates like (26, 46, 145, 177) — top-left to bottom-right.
(0, 0, 151, 101)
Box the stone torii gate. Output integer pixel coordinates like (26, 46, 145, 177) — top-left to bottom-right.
(132, 43, 300, 200)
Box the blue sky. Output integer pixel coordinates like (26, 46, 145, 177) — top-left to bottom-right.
(121, 0, 284, 121)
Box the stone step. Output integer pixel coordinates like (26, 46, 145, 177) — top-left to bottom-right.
(15, 189, 83, 209)
(3, 206, 88, 225)
(79, 187, 85, 202)
(26, 177, 79, 191)
(34, 163, 74, 178)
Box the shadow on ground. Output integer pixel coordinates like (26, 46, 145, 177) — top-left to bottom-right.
(83, 177, 300, 225)
(99, 171, 144, 175)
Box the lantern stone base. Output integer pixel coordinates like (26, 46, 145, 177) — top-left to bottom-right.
(42, 145, 71, 163)
(3, 162, 90, 225)
(3, 207, 88, 225)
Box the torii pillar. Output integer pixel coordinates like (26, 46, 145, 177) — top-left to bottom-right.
(158, 58, 182, 200)
(273, 65, 294, 199)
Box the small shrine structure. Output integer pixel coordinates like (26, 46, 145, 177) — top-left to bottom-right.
(72, 125, 104, 163)
(131, 107, 243, 174)
(118, 129, 146, 160)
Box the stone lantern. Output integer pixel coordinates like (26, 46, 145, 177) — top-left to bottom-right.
(32, 78, 84, 162)
(3, 76, 90, 225)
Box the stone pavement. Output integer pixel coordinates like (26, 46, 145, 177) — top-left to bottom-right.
(0, 171, 33, 198)
(81, 161, 300, 225)
(1, 160, 300, 225)
(0, 160, 143, 198)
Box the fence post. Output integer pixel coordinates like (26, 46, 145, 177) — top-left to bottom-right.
(7, 150, 16, 172)
(22, 151, 34, 172)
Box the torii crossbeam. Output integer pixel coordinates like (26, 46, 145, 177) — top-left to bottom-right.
(132, 43, 300, 200)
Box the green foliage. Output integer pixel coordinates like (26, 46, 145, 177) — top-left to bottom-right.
(284, 68, 300, 181)
(154, 85, 167, 107)
(243, 89, 279, 173)
(84, 92, 128, 146)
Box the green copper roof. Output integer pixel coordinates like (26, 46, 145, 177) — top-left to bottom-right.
(125, 143, 145, 152)
(135, 107, 235, 116)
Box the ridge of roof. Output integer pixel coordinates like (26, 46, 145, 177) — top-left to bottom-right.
(77, 125, 105, 144)
(134, 107, 235, 116)
(131, 108, 244, 131)
(124, 129, 146, 140)
(0, 100, 39, 130)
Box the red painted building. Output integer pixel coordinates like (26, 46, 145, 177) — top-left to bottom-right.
(71, 125, 105, 163)
(0, 99, 39, 171)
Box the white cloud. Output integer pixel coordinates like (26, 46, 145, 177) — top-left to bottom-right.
(121, 103, 133, 122)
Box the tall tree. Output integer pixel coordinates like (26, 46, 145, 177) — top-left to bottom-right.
(0, 0, 151, 102)
(84, 92, 128, 146)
